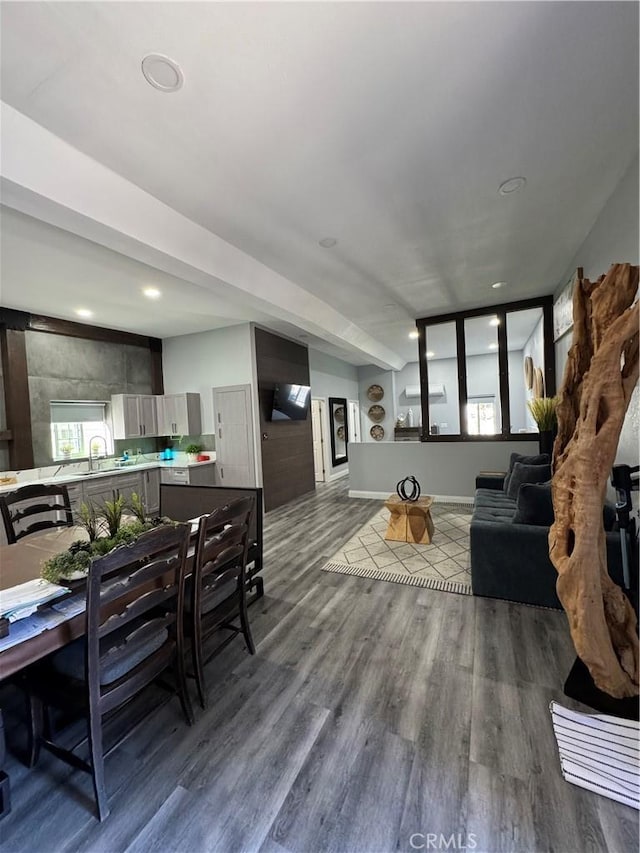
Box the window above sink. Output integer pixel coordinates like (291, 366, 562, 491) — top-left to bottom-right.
(50, 401, 114, 462)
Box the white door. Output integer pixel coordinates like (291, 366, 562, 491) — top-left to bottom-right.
(311, 398, 326, 482)
(348, 400, 361, 443)
(212, 384, 256, 487)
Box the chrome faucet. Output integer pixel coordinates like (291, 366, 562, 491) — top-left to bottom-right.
(88, 435, 108, 472)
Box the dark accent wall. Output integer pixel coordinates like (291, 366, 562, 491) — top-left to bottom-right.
(254, 327, 315, 512)
(0, 308, 163, 469)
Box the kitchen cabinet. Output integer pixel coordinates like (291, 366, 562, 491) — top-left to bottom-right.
(111, 394, 158, 439)
(160, 464, 214, 487)
(159, 393, 201, 437)
(83, 476, 118, 509)
(114, 473, 143, 504)
(143, 469, 160, 515)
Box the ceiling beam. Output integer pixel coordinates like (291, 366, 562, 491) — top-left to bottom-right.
(0, 102, 406, 372)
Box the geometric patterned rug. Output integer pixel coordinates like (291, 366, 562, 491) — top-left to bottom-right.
(322, 502, 473, 595)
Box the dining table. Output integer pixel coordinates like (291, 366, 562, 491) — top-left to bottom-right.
(0, 524, 200, 681)
(0, 527, 93, 679)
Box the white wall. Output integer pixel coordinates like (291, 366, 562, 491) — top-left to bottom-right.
(357, 365, 395, 442)
(425, 358, 459, 435)
(309, 348, 360, 476)
(162, 323, 254, 434)
(553, 154, 639, 470)
(349, 440, 540, 500)
(555, 154, 639, 379)
(308, 349, 359, 401)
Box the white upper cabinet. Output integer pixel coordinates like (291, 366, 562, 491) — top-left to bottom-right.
(158, 393, 201, 436)
(111, 394, 158, 439)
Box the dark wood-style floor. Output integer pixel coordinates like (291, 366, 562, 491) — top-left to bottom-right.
(1, 479, 637, 852)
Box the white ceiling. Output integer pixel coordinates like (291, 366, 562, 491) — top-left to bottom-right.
(0, 1, 638, 367)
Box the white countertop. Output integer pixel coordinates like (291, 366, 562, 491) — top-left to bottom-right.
(0, 454, 216, 494)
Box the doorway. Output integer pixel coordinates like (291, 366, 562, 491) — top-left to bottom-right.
(311, 398, 327, 482)
(347, 400, 361, 444)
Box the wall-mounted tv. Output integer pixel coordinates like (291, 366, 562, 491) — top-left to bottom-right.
(271, 383, 311, 421)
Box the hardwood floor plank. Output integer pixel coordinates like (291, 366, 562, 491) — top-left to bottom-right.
(466, 761, 536, 852)
(1, 479, 636, 852)
(267, 707, 415, 853)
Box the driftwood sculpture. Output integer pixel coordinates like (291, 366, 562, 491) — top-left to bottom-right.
(550, 263, 639, 699)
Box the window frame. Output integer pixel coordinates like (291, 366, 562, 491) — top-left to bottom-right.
(417, 295, 555, 442)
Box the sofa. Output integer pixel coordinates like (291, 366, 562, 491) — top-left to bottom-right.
(470, 458, 624, 609)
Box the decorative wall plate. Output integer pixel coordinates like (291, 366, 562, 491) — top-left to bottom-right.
(367, 384, 384, 402)
(333, 405, 345, 423)
(368, 404, 385, 422)
(370, 424, 385, 441)
(336, 425, 345, 440)
(524, 356, 534, 390)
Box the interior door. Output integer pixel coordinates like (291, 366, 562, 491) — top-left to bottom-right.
(311, 398, 326, 482)
(212, 385, 255, 487)
(348, 400, 361, 443)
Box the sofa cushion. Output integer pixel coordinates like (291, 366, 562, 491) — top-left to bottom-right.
(503, 452, 550, 493)
(506, 462, 552, 501)
(513, 482, 554, 526)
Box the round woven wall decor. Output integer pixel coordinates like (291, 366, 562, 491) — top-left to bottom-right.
(524, 356, 534, 390)
(367, 384, 384, 402)
(370, 424, 385, 441)
(333, 405, 345, 424)
(368, 404, 385, 422)
(533, 367, 545, 398)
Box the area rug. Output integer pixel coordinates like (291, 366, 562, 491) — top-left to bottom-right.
(322, 502, 473, 595)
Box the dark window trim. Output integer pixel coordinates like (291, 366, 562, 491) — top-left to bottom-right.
(417, 295, 555, 443)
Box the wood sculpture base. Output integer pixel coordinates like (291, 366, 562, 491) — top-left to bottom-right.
(384, 495, 434, 544)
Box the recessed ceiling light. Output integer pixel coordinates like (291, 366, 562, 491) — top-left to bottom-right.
(491, 281, 507, 289)
(426, 350, 435, 358)
(75, 308, 93, 319)
(488, 342, 498, 350)
(319, 237, 337, 248)
(409, 330, 419, 340)
(489, 317, 500, 327)
(143, 287, 161, 299)
(498, 176, 527, 195)
(141, 54, 184, 92)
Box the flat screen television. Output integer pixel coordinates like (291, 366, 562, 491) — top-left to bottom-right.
(271, 383, 311, 421)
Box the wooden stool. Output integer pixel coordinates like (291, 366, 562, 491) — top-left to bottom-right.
(384, 495, 435, 544)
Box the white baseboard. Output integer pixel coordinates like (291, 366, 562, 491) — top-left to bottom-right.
(349, 489, 474, 503)
(326, 468, 349, 482)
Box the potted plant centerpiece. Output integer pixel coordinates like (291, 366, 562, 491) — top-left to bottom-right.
(60, 443, 74, 459)
(527, 396, 559, 457)
(184, 443, 202, 463)
(41, 492, 172, 584)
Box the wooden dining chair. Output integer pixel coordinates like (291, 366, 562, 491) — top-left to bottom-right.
(25, 522, 193, 821)
(0, 483, 73, 544)
(189, 496, 256, 709)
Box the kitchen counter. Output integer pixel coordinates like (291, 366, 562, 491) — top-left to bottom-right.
(0, 455, 216, 494)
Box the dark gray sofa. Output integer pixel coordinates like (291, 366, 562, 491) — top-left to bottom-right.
(470, 486, 625, 609)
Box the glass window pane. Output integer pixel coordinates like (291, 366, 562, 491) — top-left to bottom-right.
(464, 315, 501, 435)
(506, 307, 544, 434)
(425, 321, 460, 435)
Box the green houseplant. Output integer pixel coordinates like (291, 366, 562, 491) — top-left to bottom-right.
(527, 396, 559, 457)
(184, 443, 202, 462)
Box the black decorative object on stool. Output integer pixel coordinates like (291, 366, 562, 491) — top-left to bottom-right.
(396, 476, 421, 502)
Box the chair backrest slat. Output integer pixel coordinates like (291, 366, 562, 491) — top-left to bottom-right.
(0, 484, 73, 544)
(193, 496, 254, 615)
(85, 522, 190, 702)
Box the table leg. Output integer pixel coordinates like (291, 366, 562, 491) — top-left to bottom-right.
(384, 505, 407, 541)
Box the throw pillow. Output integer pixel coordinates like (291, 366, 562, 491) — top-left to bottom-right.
(503, 452, 550, 494)
(512, 482, 554, 526)
(506, 462, 552, 501)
